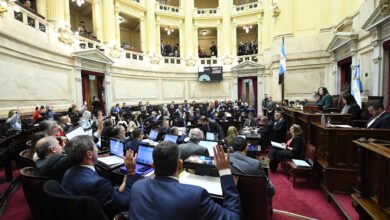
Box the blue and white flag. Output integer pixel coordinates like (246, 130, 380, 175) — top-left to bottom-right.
(279, 37, 286, 84)
(351, 64, 363, 108)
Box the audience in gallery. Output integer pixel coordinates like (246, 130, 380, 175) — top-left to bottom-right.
(160, 40, 180, 57)
(128, 142, 241, 220)
(340, 94, 362, 120)
(366, 102, 390, 128)
(178, 128, 208, 161)
(269, 124, 304, 172)
(237, 39, 258, 56)
(317, 87, 333, 110)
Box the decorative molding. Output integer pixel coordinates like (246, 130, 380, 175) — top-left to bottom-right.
(58, 26, 74, 45)
(327, 32, 358, 53)
(362, 4, 390, 31)
(73, 49, 114, 65)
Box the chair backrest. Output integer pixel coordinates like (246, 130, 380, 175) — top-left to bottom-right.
(19, 149, 34, 167)
(332, 95, 341, 110)
(234, 174, 271, 220)
(19, 167, 50, 220)
(304, 144, 316, 167)
(42, 180, 108, 220)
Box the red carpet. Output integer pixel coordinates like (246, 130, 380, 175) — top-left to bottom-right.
(269, 168, 344, 220)
(333, 193, 359, 220)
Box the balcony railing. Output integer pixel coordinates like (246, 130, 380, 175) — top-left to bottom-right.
(76, 35, 103, 51)
(237, 54, 259, 63)
(194, 7, 220, 17)
(199, 57, 219, 66)
(123, 49, 144, 61)
(163, 57, 181, 64)
(156, 3, 181, 15)
(232, 2, 261, 15)
(13, 3, 47, 33)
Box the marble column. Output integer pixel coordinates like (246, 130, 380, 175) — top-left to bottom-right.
(140, 18, 146, 53)
(371, 27, 383, 96)
(146, 0, 157, 54)
(64, 0, 70, 25)
(75, 60, 83, 108)
(156, 23, 161, 55)
(36, 0, 46, 18)
(219, 0, 232, 56)
(257, 70, 263, 114)
(179, 24, 184, 58)
(257, 17, 263, 53)
(231, 24, 237, 57)
(104, 66, 112, 115)
(102, 0, 116, 44)
(92, 0, 103, 41)
(46, 0, 64, 24)
(182, 0, 194, 58)
(114, 4, 121, 45)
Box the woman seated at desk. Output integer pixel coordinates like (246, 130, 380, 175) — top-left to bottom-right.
(269, 124, 304, 172)
(317, 87, 333, 110)
(340, 94, 361, 119)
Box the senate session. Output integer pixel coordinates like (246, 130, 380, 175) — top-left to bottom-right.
(0, 0, 389, 219)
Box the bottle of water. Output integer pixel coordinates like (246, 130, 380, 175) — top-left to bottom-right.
(326, 117, 331, 127)
(321, 114, 325, 126)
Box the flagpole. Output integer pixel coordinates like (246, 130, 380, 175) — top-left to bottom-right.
(282, 73, 285, 102)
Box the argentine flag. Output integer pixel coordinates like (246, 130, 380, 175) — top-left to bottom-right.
(279, 37, 286, 84)
(351, 64, 363, 108)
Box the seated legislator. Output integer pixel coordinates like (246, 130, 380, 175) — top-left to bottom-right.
(200, 116, 224, 140)
(179, 128, 209, 160)
(272, 112, 287, 143)
(366, 102, 390, 128)
(269, 124, 304, 172)
(340, 94, 361, 119)
(224, 126, 238, 148)
(126, 128, 144, 152)
(159, 119, 170, 137)
(128, 142, 241, 220)
(61, 135, 139, 219)
(318, 87, 332, 110)
(230, 137, 275, 197)
(243, 113, 258, 127)
(34, 136, 72, 181)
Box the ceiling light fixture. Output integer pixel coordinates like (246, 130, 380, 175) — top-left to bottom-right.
(72, 0, 85, 7)
(201, 30, 207, 36)
(243, 25, 253, 33)
(164, 26, 174, 35)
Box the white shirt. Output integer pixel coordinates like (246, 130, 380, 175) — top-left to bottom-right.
(367, 111, 385, 128)
(81, 165, 96, 172)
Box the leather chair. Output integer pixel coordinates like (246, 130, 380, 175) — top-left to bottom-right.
(234, 174, 272, 220)
(286, 144, 316, 188)
(19, 167, 50, 220)
(19, 149, 34, 167)
(42, 179, 109, 220)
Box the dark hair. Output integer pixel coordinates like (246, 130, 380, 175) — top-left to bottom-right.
(113, 125, 124, 138)
(103, 119, 113, 128)
(39, 120, 57, 133)
(66, 135, 95, 165)
(232, 137, 247, 152)
(132, 128, 143, 139)
(319, 87, 330, 95)
(342, 94, 356, 105)
(369, 102, 384, 110)
(29, 131, 47, 158)
(153, 141, 179, 176)
(169, 126, 178, 135)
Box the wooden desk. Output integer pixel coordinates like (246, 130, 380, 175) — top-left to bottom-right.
(310, 123, 390, 195)
(283, 107, 351, 143)
(352, 141, 390, 220)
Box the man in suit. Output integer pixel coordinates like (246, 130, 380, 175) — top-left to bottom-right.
(179, 128, 209, 160)
(266, 96, 276, 121)
(200, 116, 224, 140)
(34, 136, 72, 181)
(230, 137, 275, 197)
(272, 112, 287, 143)
(61, 135, 139, 219)
(126, 128, 144, 152)
(366, 102, 390, 128)
(244, 112, 257, 127)
(262, 94, 268, 116)
(128, 141, 241, 220)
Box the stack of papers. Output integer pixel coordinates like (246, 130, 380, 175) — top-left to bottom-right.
(97, 156, 123, 166)
(292, 159, 311, 168)
(179, 171, 222, 196)
(328, 124, 352, 128)
(271, 141, 286, 150)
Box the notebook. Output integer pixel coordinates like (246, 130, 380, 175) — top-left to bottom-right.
(271, 141, 286, 150)
(199, 140, 218, 157)
(97, 138, 124, 167)
(135, 145, 154, 175)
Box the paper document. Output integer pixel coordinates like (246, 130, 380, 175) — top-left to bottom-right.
(292, 159, 311, 167)
(271, 141, 286, 150)
(65, 127, 87, 140)
(328, 124, 352, 128)
(97, 156, 124, 166)
(179, 171, 222, 196)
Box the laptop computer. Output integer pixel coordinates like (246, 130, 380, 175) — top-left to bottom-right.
(199, 140, 218, 157)
(135, 145, 154, 175)
(164, 134, 178, 143)
(206, 132, 217, 141)
(97, 138, 124, 168)
(148, 130, 159, 141)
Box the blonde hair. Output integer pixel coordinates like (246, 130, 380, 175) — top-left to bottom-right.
(291, 124, 302, 136)
(226, 126, 238, 146)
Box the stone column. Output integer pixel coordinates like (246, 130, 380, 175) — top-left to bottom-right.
(231, 24, 237, 56)
(257, 70, 263, 114)
(146, 0, 157, 55)
(179, 24, 185, 58)
(64, 0, 70, 25)
(114, 4, 121, 45)
(156, 22, 161, 55)
(46, 0, 64, 24)
(371, 27, 383, 96)
(75, 60, 83, 108)
(36, 0, 47, 18)
(257, 17, 263, 53)
(140, 18, 146, 52)
(233, 71, 238, 101)
(102, 0, 116, 44)
(92, 0, 103, 41)
(183, 0, 194, 58)
(219, 0, 232, 56)
(104, 66, 112, 115)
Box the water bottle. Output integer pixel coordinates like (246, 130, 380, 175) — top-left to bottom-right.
(326, 117, 331, 127)
(321, 114, 325, 126)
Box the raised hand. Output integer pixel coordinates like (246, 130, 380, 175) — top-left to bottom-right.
(213, 145, 230, 171)
(124, 149, 137, 174)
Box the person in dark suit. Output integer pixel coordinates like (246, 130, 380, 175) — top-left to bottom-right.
(258, 117, 273, 148)
(262, 94, 268, 116)
(200, 116, 224, 140)
(61, 135, 139, 219)
(340, 94, 361, 119)
(128, 141, 241, 220)
(269, 124, 304, 172)
(34, 136, 72, 181)
(366, 102, 390, 128)
(230, 137, 275, 197)
(266, 96, 276, 121)
(179, 128, 209, 160)
(243, 112, 257, 127)
(272, 112, 287, 143)
(126, 128, 144, 152)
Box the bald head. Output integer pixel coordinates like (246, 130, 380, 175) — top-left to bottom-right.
(35, 136, 61, 159)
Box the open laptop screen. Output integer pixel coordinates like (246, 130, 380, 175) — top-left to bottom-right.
(148, 130, 159, 141)
(164, 134, 178, 143)
(136, 145, 153, 165)
(199, 140, 218, 157)
(110, 139, 124, 157)
(206, 132, 216, 141)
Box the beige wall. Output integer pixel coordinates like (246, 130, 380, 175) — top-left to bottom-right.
(120, 28, 141, 51)
(194, 0, 218, 8)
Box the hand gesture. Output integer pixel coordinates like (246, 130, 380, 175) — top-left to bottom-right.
(124, 149, 137, 173)
(213, 145, 230, 171)
(97, 114, 103, 132)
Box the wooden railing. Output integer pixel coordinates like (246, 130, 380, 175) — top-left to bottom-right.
(13, 2, 47, 33)
(232, 1, 261, 15)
